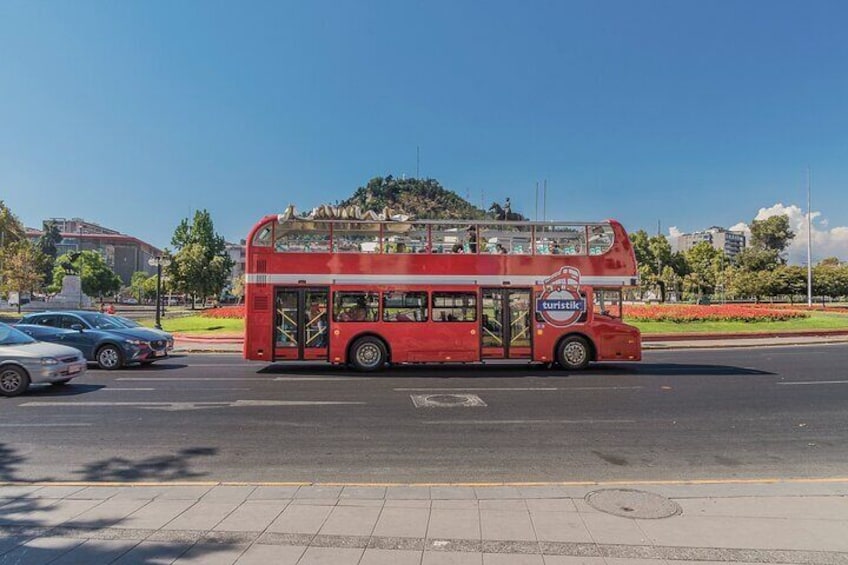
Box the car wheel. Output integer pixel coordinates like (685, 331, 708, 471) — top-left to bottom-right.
(50, 379, 72, 386)
(556, 336, 591, 370)
(96, 345, 123, 370)
(0, 366, 31, 397)
(349, 336, 387, 372)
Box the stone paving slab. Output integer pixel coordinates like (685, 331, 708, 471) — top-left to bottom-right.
(1, 482, 848, 564)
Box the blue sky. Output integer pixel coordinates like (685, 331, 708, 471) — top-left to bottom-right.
(2, 0, 847, 259)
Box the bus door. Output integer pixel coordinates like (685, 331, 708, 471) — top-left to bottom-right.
(274, 287, 329, 361)
(480, 288, 532, 359)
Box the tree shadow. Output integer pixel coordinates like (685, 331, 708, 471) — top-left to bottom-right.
(0, 444, 238, 563)
(76, 447, 218, 482)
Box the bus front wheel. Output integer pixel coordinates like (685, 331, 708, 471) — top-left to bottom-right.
(349, 336, 387, 372)
(556, 336, 591, 371)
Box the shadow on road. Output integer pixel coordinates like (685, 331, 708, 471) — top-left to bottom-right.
(76, 447, 218, 482)
(24, 383, 106, 397)
(582, 363, 774, 376)
(258, 361, 773, 378)
(0, 444, 233, 562)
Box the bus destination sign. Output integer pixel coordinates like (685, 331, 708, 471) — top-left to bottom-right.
(537, 298, 586, 312)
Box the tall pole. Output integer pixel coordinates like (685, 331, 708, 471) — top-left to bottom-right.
(416, 146, 420, 178)
(155, 262, 162, 329)
(806, 167, 813, 307)
(535, 182, 539, 221)
(543, 179, 547, 221)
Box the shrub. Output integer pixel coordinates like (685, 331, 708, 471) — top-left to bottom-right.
(201, 305, 245, 319)
(625, 305, 809, 323)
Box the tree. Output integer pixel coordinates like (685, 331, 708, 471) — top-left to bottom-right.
(0, 241, 48, 313)
(37, 221, 63, 283)
(169, 210, 233, 307)
(683, 242, 723, 298)
(749, 215, 795, 262)
(50, 251, 121, 301)
(232, 274, 245, 304)
(735, 247, 780, 272)
(0, 200, 25, 249)
(130, 271, 149, 303)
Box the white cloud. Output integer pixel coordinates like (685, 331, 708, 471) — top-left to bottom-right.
(733, 203, 848, 264)
(668, 226, 683, 239)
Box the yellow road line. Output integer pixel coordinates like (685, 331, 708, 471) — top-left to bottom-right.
(3, 477, 848, 488)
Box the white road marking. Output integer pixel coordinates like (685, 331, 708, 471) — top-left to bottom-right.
(273, 377, 370, 381)
(411, 394, 487, 408)
(395, 386, 642, 392)
(423, 419, 637, 425)
(777, 380, 848, 386)
(98, 388, 156, 391)
(19, 400, 366, 412)
(0, 423, 93, 427)
(116, 377, 365, 382)
(396, 387, 558, 392)
(117, 378, 272, 381)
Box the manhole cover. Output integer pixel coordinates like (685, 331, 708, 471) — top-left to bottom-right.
(585, 489, 681, 519)
(410, 394, 487, 408)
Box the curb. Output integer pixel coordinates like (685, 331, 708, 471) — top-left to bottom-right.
(643, 329, 848, 342)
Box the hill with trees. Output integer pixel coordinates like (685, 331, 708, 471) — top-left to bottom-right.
(339, 176, 526, 221)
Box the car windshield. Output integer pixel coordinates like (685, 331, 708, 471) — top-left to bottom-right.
(113, 316, 142, 328)
(0, 323, 37, 346)
(79, 313, 125, 330)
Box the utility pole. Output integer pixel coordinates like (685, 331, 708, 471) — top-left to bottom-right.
(807, 167, 813, 307)
(543, 179, 547, 221)
(416, 146, 420, 178)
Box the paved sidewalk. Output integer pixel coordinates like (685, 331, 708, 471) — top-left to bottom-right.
(1, 481, 847, 564)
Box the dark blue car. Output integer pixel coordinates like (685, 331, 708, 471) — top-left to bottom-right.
(16, 311, 174, 370)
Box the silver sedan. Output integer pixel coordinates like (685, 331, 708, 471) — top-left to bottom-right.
(0, 322, 87, 397)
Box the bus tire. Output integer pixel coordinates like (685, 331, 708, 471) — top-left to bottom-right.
(349, 336, 387, 372)
(556, 335, 591, 371)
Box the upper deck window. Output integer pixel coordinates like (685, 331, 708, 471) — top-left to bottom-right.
(431, 225, 469, 254)
(535, 225, 587, 255)
(588, 224, 615, 255)
(384, 223, 429, 253)
(252, 223, 273, 247)
(479, 224, 533, 255)
(274, 220, 330, 253)
(333, 222, 381, 253)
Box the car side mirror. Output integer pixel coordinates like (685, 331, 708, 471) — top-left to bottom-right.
(71, 324, 84, 332)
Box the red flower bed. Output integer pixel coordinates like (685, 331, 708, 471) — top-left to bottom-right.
(625, 304, 809, 323)
(201, 305, 245, 319)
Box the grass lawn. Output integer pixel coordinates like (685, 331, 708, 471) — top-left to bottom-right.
(630, 310, 848, 335)
(140, 316, 245, 335)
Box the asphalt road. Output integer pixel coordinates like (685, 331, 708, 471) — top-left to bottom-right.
(1, 345, 847, 483)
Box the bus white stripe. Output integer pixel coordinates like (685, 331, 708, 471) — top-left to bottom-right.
(245, 274, 635, 286)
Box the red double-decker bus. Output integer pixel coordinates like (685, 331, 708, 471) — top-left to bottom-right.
(244, 212, 641, 371)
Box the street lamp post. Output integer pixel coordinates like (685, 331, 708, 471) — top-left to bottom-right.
(147, 256, 172, 329)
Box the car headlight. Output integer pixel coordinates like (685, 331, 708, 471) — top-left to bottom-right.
(41, 357, 59, 365)
(124, 339, 145, 346)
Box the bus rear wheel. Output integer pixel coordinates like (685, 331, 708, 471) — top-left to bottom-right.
(349, 336, 387, 372)
(556, 336, 591, 370)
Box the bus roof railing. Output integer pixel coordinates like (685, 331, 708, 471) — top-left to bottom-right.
(273, 216, 615, 228)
